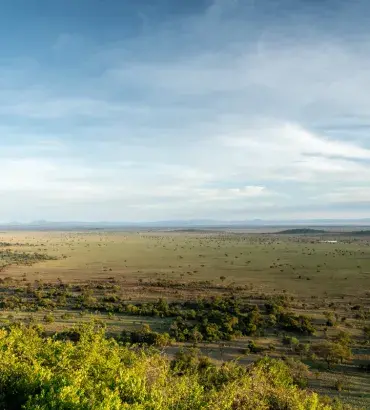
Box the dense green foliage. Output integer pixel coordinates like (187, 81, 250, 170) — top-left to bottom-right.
(169, 299, 264, 342)
(121, 324, 172, 347)
(0, 324, 346, 410)
(168, 298, 315, 342)
(0, 289, 316, 342)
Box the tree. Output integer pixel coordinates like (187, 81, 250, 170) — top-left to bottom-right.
(323, 311, 336, 327)
(334, 331, 352, 347)
(190, 329, 203, 344)
(295, 343, 310, 359)
(153, 332, 172, 347)
(312, 341, 352, 369)
(282, 335, 299, 351)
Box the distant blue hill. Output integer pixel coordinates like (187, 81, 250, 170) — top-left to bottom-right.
(0, 218, 369, 231)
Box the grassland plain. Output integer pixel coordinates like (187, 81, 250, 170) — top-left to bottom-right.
(0, 229, 370, 408)
(2, 230, 370, 296)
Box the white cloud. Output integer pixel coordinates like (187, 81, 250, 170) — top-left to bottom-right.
(207, 122, 370, 188)
(1, 117, 370, 221)
(317, 187, 370, 203)
(1, 1, 370, 221)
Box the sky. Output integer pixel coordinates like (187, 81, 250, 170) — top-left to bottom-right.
(1, 0, 370, 222)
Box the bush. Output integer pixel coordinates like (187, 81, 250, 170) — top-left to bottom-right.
(246, 340, 266, 354)
(312, 341, 352, 369)
(295, 342, 310, 358)
(334, 331, 352, 346)
(0, 323, 347, 409)
(278, 312, 315, 335)
(282, 357, 311, 388)
(43, 313, 55, 323)
(121, 325, 172, 347)
(282, 335, 299, 349)
(171, 348, 214, 376)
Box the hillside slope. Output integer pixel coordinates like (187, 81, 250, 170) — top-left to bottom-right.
(0, 324, 350, 410)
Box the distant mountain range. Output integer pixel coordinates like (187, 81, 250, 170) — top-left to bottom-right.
(0, 218, 370, 230)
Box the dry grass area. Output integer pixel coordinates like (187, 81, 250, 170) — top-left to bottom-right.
(2, 230, 370, 296)
(0, 229, 370, 408)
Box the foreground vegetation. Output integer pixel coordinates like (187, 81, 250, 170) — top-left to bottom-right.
(0, 323, 350, 410)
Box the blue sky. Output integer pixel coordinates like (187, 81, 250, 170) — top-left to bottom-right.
(1, 0, 370, 222)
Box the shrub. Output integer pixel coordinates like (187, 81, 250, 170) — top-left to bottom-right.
(278, 312, 315, 335)
(334, 331, 352, 347)
(246, 340, 266, 354)
(171, 348, 214, 374)
(295, 342, 311, 358)
(282, 357, 311, 388)
(0, 324, 346, 409)
(43, 313, 55, 323)
(282, 335, 299, 350)
(312, 341, 352, 369)
(121, 325, 172, 347)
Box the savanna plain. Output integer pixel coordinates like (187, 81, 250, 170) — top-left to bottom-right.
(1, 228, 370, 409)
